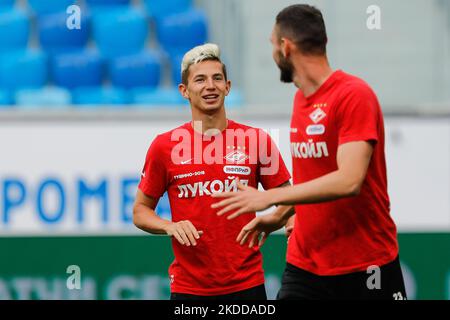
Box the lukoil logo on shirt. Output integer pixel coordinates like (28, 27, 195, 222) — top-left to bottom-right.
(177, 179, 249, 198)
(291, 140, 329, 159)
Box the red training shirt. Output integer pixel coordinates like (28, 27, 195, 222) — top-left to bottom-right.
(288, 70, 399, 275)
(139, 119, 291, 295)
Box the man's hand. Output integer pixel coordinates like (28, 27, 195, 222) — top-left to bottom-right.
(285, 215, 295, 238)
(211, 180, 273, 219)
(164, 220, 203, 246)
(236, 213, 286, 248)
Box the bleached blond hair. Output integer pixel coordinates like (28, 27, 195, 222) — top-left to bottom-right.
(180, 43, 226, 84)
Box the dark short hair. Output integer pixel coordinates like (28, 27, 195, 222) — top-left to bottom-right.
(181, 57, 228, 85)
(276, 4, 327, 55)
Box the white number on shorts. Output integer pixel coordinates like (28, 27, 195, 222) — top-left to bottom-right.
(393, 292, 406, 300)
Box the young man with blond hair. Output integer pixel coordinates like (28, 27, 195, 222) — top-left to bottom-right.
(133, 43, 292, 300)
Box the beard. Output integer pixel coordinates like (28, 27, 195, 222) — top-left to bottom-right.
(276, 52, 294, 83)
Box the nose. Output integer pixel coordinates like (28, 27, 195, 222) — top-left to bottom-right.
(205, 77, 215, 90)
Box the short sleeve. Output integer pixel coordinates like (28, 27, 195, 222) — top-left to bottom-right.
(138, 136, 168, 199)
(257, 130, 291, 190)
(336, 85, 380, 146)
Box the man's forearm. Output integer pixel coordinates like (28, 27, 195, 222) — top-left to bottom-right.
(133, 204, 172, 235)
(267, 170, 360, 206)
(272, 205, 295, 226)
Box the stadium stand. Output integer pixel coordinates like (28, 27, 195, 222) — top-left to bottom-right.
(52, 50, 104, 89)
(0, 89, 11, 106)
(109, 50, 161, 89)
(86, 0, 130, 7)
(0, 0, 15, 8)
(156, 8, 208, 55)
(0, 0, 243, 108)
(38, 11, 90, 54)
(72, 86, 129, 105)
(27, 0, 76, 15)
(144, 0, 192, 20)
(0, 8, 29, 50)
(132, 87, 186, 106)
(15, 87, 71, 107)
(0, 49, 47, 90)
(92, 7, 148, 58)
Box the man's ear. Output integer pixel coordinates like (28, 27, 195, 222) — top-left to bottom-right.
(280, 37, 292, 58)
(225, 80, 231, 96)
(178, 83, 189, 99)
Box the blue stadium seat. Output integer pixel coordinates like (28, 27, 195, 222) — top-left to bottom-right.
(132, 87, 186, 106)
(93, 8, 148, 58)
(27, 0, 75, 15)
(0, 50, 47, 90)
(0, 0, 15, 8)
(72, 87, 130, 105)
(144, 0, 192, 19)
(15, 87, 71, 107)
(38, 12, 90, 54)
(0, 9, 29, 51)
(52, 50, 104, 89)
(85, 0, 130, 7)
(0, 89, 12, 106)
(168, 51, 184, 85)
(157, 9, 208, 53)
(109, 51, 161, 89)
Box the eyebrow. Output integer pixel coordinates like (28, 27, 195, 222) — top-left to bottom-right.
(193, 73, 224, 79)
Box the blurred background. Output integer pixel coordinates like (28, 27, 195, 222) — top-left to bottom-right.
(0, 0, 449, 300)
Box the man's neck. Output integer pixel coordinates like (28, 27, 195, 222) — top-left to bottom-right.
(292, 55, 334, 97)
(191, 107, 228, 136)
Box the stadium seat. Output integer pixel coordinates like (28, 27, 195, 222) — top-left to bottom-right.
(0, 0, 15, 8)
(15, 87, 71, 107)
(168, 51, 184, 85)
(85, 0, 130, 7)
(132, 87, 186, 106)
(52, 50, 104, 89)
(0, 9, 29, 51)
(27, 0, 75, 15)
(0, 50, 47, 90)
(144, 0, 192, 19)
(38, 12, 90, 54)
(109, 51, 161, 89)
(92, 8, 148, 58)
(0, 89, 12, 106)
(157, 9, 208, 53)
(72, 87, 130, 105)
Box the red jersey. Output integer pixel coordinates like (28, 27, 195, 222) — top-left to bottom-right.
(139, 119, 291, 295)
(288, 70, 399, 275)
